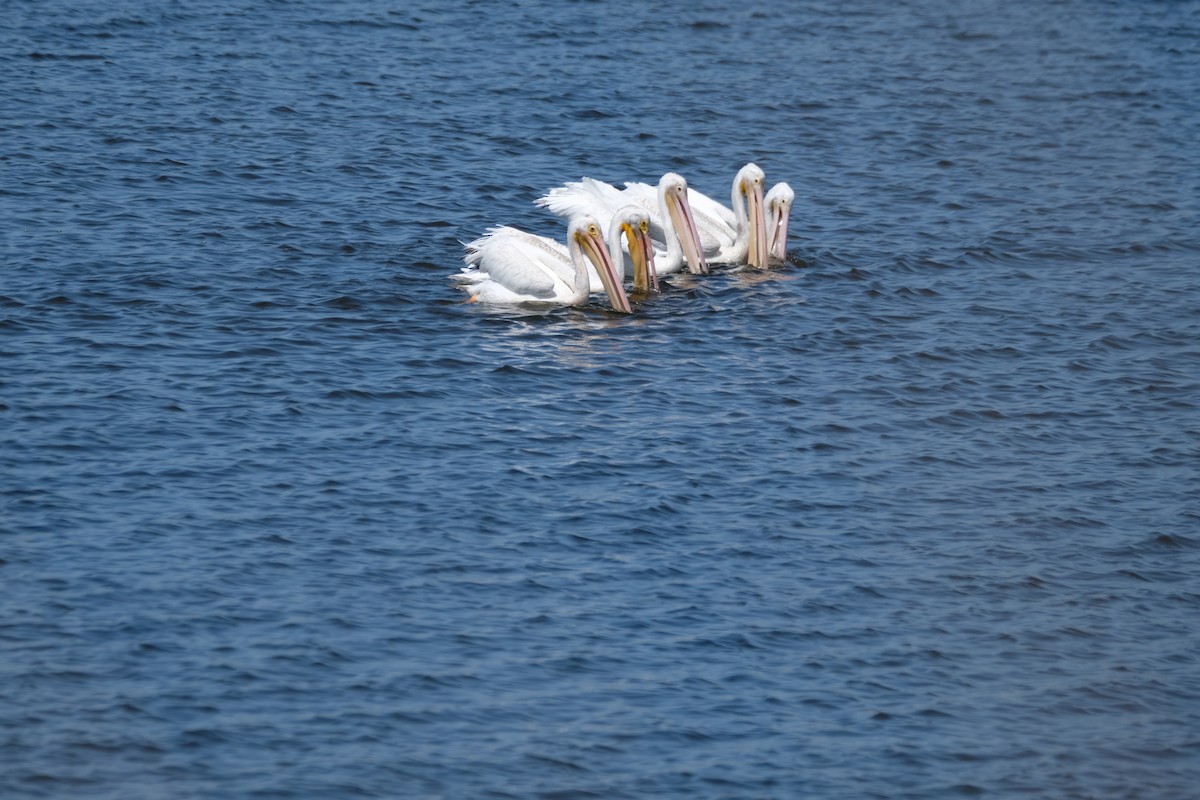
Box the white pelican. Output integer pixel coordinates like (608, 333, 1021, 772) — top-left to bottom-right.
(766, 182, 794, 263)
(454, 215, 632, 312)
(668, 162, 768, 268)
(537, 172, 709, 277)
(610, 206, 659, 293)
(549, 205, 658, 293)
(509, 206, 657, 294)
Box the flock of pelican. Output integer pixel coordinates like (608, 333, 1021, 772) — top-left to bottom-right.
(452, 163, 794, 312)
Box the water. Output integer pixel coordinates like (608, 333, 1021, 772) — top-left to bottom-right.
(3, 0, 1199, 797)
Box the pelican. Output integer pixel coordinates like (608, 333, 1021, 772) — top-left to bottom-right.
(610, 206, 659, 293)
(558, 205, 658, 293)
(537, 172, 708, 277)
(454, 215, 632, 312)
(670, 162, 768, 268)
(509, 206, 657, 294)
(766, 182, 794, 263)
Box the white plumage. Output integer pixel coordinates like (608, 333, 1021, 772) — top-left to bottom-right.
(537, 172, 708, 277)
(673, 162, 768, 268)
(454, 215, 631, 312)
(765, 182, 794, 262)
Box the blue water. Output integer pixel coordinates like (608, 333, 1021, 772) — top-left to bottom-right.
(3, 1, 1200, 797)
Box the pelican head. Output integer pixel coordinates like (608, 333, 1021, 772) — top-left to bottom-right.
(734, 163, 768, 269)
(765, 182, 794, 262)
(569, 215, 632, 313)
(612, 206, 658, 293)
(658, 173, 709, 275)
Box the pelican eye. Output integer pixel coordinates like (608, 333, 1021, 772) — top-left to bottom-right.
(639, 219, 648, 233)
(588, 224, 598, 236)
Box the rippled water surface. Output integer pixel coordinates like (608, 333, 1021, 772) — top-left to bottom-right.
(3, 1, 1200, 797)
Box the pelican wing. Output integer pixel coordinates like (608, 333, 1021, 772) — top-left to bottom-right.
(536, 177, 628, 226)
(462, 226, 571, 299)
(687, 187, 738, 230)
(688, 207, 737, 254)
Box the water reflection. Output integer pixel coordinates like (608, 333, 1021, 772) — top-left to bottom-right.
(456, 302, 645, 369)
